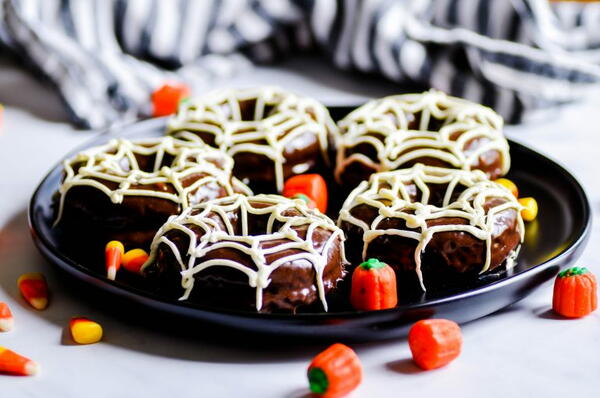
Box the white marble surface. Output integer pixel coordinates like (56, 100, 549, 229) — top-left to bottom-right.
(0, 56, 599, 398)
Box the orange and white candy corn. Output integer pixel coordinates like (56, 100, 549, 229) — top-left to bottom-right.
(17, 273, 49, 310)
(0, 346, 39, 376)
(70, 317, 103, 345)
(0, 302, 14, 332)
(122, 249, 149, 274)
(105, 240, 125, 280)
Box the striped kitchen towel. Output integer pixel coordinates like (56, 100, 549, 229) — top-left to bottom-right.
(2, 0, 600, 129)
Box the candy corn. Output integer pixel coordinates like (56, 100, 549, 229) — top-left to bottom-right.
(519, 197, 538, 222)
(0, 346, 39, 376)
(70, 317, 103, 345)
(495, 178, 518, 198)
(122, 249, 149, 274)
(0, 302, 14, 332)
(17, 273, 49, 310)
(105, 240, 125, 280)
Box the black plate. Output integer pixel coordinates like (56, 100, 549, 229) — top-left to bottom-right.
(29, 107, 591, 341)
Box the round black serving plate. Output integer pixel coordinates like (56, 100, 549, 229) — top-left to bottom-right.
(29, 107, 591, 342)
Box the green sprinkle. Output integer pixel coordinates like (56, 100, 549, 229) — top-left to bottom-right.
(308, 367, 328, 394)
(359, 258, 387, 270)
(558, 267, 589, 278)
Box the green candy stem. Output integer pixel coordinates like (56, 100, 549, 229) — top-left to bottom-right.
(359, 258, 386, 270)
(308, 367, 328, 394)
(291, 193, 311, 205)
(558, 266, 589, 278)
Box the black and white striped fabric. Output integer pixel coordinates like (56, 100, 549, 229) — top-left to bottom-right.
(2, 0, 600, 129)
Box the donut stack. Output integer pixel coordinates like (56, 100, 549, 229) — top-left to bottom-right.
(54, 87, 523, 313)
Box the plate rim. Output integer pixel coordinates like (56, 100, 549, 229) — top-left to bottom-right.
(28, 116, 593, 321)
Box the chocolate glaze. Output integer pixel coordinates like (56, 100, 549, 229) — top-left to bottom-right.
(167, 87, 337, 193)
(336, 92, 509, 188)
(339, 171, 522, 288)
(145, 199, 346, 313)
(55, 138, 249, 249)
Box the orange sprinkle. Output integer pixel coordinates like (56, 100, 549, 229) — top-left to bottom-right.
(17, 273, 49, 310)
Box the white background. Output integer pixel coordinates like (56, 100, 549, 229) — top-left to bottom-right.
(1, 55, 599, 397)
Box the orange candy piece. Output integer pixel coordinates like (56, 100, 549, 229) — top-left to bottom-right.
(308, 343, 362, 398)
(553, 267, 597, 318)
(0, 346, 39, 376)
(408, 319, 462, 370)
(122, 249, 149, 274)
(350, 258, 397, 311)
(283, 174, 328, 213)
(17, 273, 49, 310)
(0, 302, 14, 332)
(105, 240, 125, 280)
(70, 317, 103, 345)
(151, 82, 191, 117)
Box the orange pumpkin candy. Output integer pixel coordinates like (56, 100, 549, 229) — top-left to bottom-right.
(350, 258, 397, 311)
(282, 174, 328, 213)
(408, 319, 462, 370)
(151, 82, 191, 117)
(553, 267, 597, 318)
(307, 343, 362, 398)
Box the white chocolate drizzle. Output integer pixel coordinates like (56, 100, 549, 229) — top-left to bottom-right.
(54, 136, 252, 226)
(335, 90, 510, 183)
(166, 86, 338, 191)
(338, 164, 524, 290)
(143, 194, 347, 311)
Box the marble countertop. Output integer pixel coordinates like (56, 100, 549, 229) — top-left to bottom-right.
(1, 56, 598, 398)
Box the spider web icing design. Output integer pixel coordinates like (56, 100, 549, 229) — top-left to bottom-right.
(166, 86, 337, 191)
(338, 164, 524, 290)
(143, 194, 347, 311)
(335, 90, 510, 182)
(55, 136, 251, 225)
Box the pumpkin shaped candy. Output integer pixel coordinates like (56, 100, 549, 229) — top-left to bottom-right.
(307, 343, 362, 397)
(553, 266, 597, 318)
(350, 258, 397, 311)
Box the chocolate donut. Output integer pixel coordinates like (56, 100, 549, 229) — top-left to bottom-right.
(335, 90, 510, 187)
(338, 164, 523, 290)
(166, 87, 338, 192)
(54, 136, 251, 248)
(142, 194, 348, 313)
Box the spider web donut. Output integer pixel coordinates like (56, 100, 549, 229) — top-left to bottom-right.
(143, 194, 347, 311)
(338, 164, 524, 290)
(335, 90, 510, 184)
(167, 87, 337, 191)
(55, 136, 251, 225)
